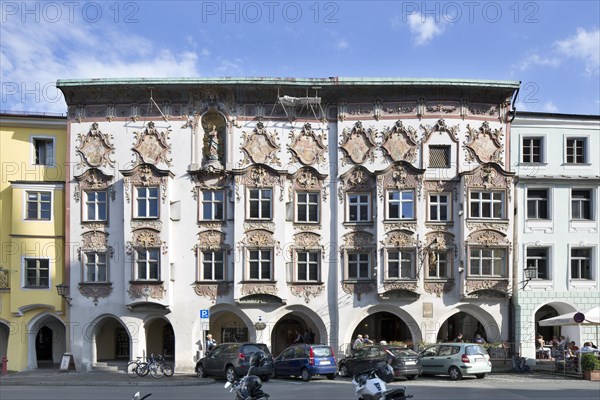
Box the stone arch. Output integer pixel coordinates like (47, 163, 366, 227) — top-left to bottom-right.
(269, 305, 329, 356)
(533, 301, 579, 346)
(144, 315, 175, 362)
(436, 305, 500, 343)
(83, 313, 133, 366)
(27, 311, 66, 369)
(193, 303, 255, 347)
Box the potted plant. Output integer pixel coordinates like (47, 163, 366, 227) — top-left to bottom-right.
(581, 353, 600, 381)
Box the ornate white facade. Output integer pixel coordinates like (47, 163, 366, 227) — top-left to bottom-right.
(58, 78, 520, 371)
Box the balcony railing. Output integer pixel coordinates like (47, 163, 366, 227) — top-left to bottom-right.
(0, 269, 10, 291)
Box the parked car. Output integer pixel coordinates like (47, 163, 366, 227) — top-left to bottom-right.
(195, 342, 274, 382)
(338, 345, 421, 380)
(419, 343, 492, 380)
(273, 344, 338, 381)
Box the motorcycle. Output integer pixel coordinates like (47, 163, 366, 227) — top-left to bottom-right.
(352, 363, 413, 400)
(224, 350, 270, 400)
(132, 392, 152, 400)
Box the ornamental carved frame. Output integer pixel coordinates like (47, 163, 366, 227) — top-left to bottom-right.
(463, 163, 514, 203)
(463, 121, 504, 166)
(234, 164, 285, 202)
(288, 166, 328, 203)
(73, 168, 116, 205)
(376, 162, 425, 202)
(240, 121, 282, 166)
(338, 166, 376, 203)
(380, 120, 419, 163)
(76, 122, 115, 168)
(420, 118, 460, 144)
(288, 122, 328, 166)
(339, 121, 377, 165)
(132, 121, 172, 166)
(121, 164, 173, 204)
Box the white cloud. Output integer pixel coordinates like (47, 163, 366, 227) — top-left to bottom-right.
(555, 28, 600, 75)
(407, 13, 445, 46)
(200, 48, 211, 57)
(542, 101, 558, 113)
(337, 39, 349, 50)
(518, 54, 561, 71)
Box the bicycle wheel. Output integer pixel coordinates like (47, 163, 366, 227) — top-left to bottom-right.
(162, 363, 174, 377)
(127, 362, 140, 378)
(137, 362, 149, 377)
(149, 362, 164, 378)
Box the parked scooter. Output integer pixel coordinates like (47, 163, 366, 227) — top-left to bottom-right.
(131, 392, 152, 400)
(224, 350, 270, 400)
(352, 361, 413, 400)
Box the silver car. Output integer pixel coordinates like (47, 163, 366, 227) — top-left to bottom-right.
(419, 343, 492, 380)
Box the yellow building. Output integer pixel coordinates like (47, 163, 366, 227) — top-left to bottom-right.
(0, 112, 67, 371)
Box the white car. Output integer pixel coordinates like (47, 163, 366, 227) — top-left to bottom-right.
(419, 343, 492, 380)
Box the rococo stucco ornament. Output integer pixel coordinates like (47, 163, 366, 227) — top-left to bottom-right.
(73, 168, 115, 203)
(235, 165, 284, 202)
(290, 167, 328, 202)
(127, 283, 166, 300)
(194, 282, 232, 303)
(121, 164, 172, 204)
(467, 229, 509, 247)
(241, 283, 278, 296)
(290, 285, 324, 304)
(127, 229, 167, 255)
(195, 230, 226, 250)
(79, 284, 113, 306)
(342, 231, 374, 249)
(424, 281, 455, 297)
(463, 121, 504, 166)
(376, 163, 424, 201)
(380, 121, 419, 163)
(132, 121, 173, 166)
(381, 230, 416, 248)
(465, 279, 509, 298)
(339, 121, 377, 165)
(240, 122, 282, 166)
(421, 118, 460, 143)
(338, 166, 375, 202)
(288, 123, 328, 166)
(342, 282, 375, 301)
(76, 122, 115, 168)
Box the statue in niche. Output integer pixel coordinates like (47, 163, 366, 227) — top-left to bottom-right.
(207, 124, 220, 160)
(202, 113, 225, 171)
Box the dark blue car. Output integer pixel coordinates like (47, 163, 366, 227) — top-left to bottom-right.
(273, 344, 337, 381)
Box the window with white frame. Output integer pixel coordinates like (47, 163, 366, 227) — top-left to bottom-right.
(429, 145, 451, 168)
(428, 193, 450, 221)
(296, 250, 320, 282)
(24, 258, 49, 288)
(84, 191, 108, 222)
(26, 191, 51, 220)
(33, 137, 54, 166)
(201, 250, 225, 281)
(134, 248, 160, 281)
(347, 193, 371, 222)
(469, 191, 504, 219)
(526, 247, 549, 280)
(248, 249, 272, 280)
(469, 248, 506, 277)
(347, 252, 370, 280)
(386, 250, 414, 279)
(387, 190, 415, 220)
(84, 251, 108, 282)
(571, 189, 592, 220)
(201, 190, 224, 221)
(522, 137, 543, 163)
(566, 138, 587, 164)
(135, 187, 159, 218)
(296, 192, 320, 223)
(427, 251, 451, 279)
(570, 248, 592, 280)
(526, 189, 549, 219)
(248, 189, 272, 220)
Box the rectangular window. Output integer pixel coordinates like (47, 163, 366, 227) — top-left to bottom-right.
(347, 252, 370, 279)
(26, 191, 51, 220)
(522, 138, 542, 163)
(84, 191, 108, 222)
(428, 251, 451, 279)
(135, 248, 160, 281)
(202, 251, 224, 281)
(24, 258, 49, 288)
(527, 189, 549, 219)
(526, 248, 549, 280)
(248, 249, 272, 280)
(84, 252, 108, 282)
(249, 189, 272, 220)
(566, 138, 586, 164)
(429, 193, 450, 221)
(296, 192, 320, 223)
(33, 138, 54, 165)
(387, 190, 414, 220)
(296, 251, 320, 282)
(135, 187, 159, 218)
(201, 190, 224, 221)
(469, 191, 504, 219)
(469, 248, 506, 277)
(348, 193, 371, 222)
(571, 189, 592, 220)
(570, 248, 591, 280)
(387, 250, 414, 279)
(429, 145, 451, 168)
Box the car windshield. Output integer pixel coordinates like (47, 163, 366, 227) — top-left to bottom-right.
(243, 344, 271, 355)
(386, 348, 418, 357)
(313, 347, 333, 357)
(465, 345, 487, 356)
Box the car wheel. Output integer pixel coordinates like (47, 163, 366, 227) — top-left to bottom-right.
(406, 374, 418, 380)
(326, 373, 336, 380)
(475, 373, 486, 379)
(226, 366, 237, 383)
(300, 368, 311, 382)
(196, 364, 207, 378)
(339, 364, 348, 377)
(448, 366, 462, 381)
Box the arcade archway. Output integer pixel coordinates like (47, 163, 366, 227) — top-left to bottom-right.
(271, 313, 320, 356)
(145, 318, 175, 362)
(28, 313, 66, 368)
(437, 312, 486, 342)
(92, 316, 130, 361)
(351, 312, 413, 347)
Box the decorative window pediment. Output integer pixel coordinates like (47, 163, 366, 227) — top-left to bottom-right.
(381, 229, 416, 248)
(132, 121, 172, 166)
(293, 232, 322, 251)
(235, 164, 284, 202)
(191, 169, 230, 192)
(463, 121, 504, 166)
(195, 230, 228, 251)
(466, 229, 509, 247)
(126, 228, 167, 255)
(237, 229, 281, 254)
(464, 280, 509, 299)
(376, 162, 424, 202)
(421, 118, 460, 143)
(74, 168, 115, 203)
(341, 231, 374, 250)
(463, 163, 514, 191)
(121, 164, 173, 204)
(289, 167, 328, 202)
(338, 166, 376, 203)
(78, 230, 112, 255)
(76, 122, 115, 168)
(288, 122, 327, 166)
(240, 122, 281, 166)
(380, 121, 419, 163)
(339, 121, 377, 165)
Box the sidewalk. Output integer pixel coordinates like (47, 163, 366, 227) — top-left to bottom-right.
(0, 369, 214, 387)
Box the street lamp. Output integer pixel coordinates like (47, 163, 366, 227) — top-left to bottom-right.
(56, 283, 72, 306)
(522, 265, 537, 289)
(254, 316, 266, 331)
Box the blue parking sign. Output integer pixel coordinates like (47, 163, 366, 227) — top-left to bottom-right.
(200, 309, 210, 320)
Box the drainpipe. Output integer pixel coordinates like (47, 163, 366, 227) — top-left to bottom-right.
(510, 178, 520, 355)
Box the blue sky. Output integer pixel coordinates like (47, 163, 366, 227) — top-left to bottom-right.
(1, 1, 599, 115)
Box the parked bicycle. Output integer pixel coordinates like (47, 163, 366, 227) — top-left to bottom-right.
(153, 354, 174, 377)
(127, 357, 148, 378)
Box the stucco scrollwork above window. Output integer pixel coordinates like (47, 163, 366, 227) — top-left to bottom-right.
(121, 164, 173, 204)
(77, 230, 113, 258)
(420, 118, 460, 144)
(79, 284, 113, 306)
(339, 121, 377, 165)
(466, 229, 510, 248)
(381, 229, 416, 248)
(127, 283, 166, 301)
(194, 282, 233, 303)
(289, 167, 328, 202)
(290, 285, 324, 304)
(288, 122, 328, 166)
(73, 168, 115, 203)
(380, 120, 419, 163)
(464, 279, 509, 299)
(463, 164, 514, 200)
(463, 121, 504, 166)
(424, 281, 455, 297)
(241, 283, 278, 296)
(76, 122, 115, 168)
(376, 162, 424, 202)
(240, 122, 282, 166)
(338, 166, 376, 203)
(132, 121, 172, 166)
(235, 165, 285, 202)
(236, 229, 281, 255)
(126, 228, 167, 255)
(341, 231, 374, 250)
(194, 230, 227, 251)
